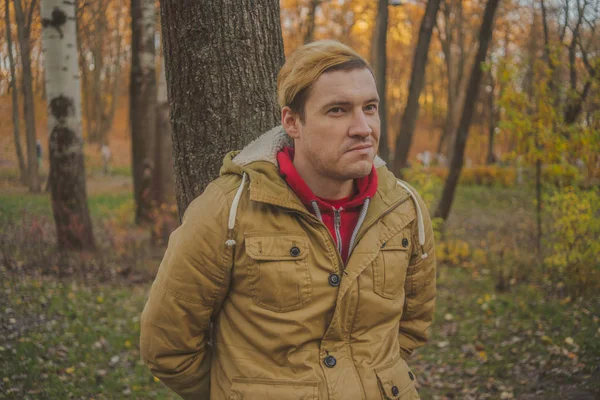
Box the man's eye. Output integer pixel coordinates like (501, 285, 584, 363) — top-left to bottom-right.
(365, 104, 378, 112)
(328, 107, 344, 114)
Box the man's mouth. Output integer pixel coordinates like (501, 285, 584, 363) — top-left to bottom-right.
(347, 144, 373, 153)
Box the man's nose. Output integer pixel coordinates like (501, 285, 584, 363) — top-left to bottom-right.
(348, 110, 373, 138)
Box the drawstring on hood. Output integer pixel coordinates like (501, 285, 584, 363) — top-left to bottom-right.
(225, 172, 247, 247)
(395, 180, 428, 259)
(310, 200, 323, 221)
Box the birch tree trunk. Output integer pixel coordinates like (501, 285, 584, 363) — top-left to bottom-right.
(14, 0, 41, 192)
(160, 0, 285, 218)
(41, 0, 95, 251)
(5, 0, 27, 184)
(130, 0, 157, 225)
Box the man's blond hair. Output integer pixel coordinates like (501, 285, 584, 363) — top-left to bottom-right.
(277, 40, 372, 121)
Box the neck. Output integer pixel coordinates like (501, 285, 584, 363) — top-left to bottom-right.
(293, 155, 354, 200)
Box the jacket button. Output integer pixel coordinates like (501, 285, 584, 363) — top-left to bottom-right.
(323, 355, 336, 368)
(290, 246, 300, 257)
(402, 238, 409, 248)
(328, 273, 340, 287)
(391, 385, 399, 396)
(408, 371, 414, 380)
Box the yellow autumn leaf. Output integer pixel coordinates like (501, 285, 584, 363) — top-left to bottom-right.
(96, 296, 104, 304)
(541, 335, 553, 344)
(564, 337, 574, 346)
(478, 351, 488, 362)
(65, 367, 75, 374)
(153, 376, 161, 383)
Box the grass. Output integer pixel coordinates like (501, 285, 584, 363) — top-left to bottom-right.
(1, 276, 177, 399)
(0, 192, 133, 223)
(415, 267, 599, 399)
(1, 179, 598, 399)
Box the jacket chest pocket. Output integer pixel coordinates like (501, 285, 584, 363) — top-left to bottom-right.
(245, 234, 312, 312)
(373, 229, 412, 299)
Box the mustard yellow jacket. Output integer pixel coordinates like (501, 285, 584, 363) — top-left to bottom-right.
(140, 126, 436, 399)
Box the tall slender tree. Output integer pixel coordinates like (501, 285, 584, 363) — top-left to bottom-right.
(392, 0, 441, 174)
(130, 0, 157, 224)
(153, 57, 175, 205)
(41, 0, 95, 250)
(304, 0, 322, 44)
(434, 0, 501, 221)
(13, 0, 40, 192)
(371, 0, 390, 163)
(160, 0, 285, 218)
(5, 0, 27, 184)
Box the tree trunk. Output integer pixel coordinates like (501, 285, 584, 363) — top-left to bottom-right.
(392, 0, 441, 174)
(486, 70, 496, 164)
(5, 0, 27, 185)
(304, 0, 320, 44)
(434, 0, 500, 221)
(371, 0, 390, 164)
(41, 0, 95, 251)
(153, 58, 175, 205)
(14, 0, 41, 192)
(535, 149, 542, 253)
(130, 0, 157, 225)
(160, 0, 285, 218)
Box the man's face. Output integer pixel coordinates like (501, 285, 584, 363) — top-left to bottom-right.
(283, 68, 380, 182)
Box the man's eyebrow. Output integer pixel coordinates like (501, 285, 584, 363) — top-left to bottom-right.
(321, 98, 380, 110)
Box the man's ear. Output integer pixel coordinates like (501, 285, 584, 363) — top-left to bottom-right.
(281, 106, 301, 139)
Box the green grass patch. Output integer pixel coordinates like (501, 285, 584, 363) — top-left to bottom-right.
(0, 192, 133, 224)
(0, 276, 177, 399)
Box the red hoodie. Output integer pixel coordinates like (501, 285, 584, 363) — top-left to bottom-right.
(277, 147, 378, 264)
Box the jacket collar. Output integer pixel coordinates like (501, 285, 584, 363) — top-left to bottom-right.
(219, 125, 408, 216)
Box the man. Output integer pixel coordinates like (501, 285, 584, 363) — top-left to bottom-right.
(140, 40, 436, 400)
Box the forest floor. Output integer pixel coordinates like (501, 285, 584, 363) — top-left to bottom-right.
(0, 170, 598, 400)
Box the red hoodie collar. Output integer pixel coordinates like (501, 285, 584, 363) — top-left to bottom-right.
(277, 147, 378, 211)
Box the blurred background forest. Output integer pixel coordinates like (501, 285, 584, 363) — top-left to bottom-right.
(1, 0, 599, 399)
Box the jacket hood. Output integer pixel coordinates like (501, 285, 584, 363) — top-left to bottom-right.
(220, 125, 386, 176)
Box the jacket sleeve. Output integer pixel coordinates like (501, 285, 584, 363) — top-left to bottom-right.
(398, 188, 437, 360)
(140, 183, 232, 399)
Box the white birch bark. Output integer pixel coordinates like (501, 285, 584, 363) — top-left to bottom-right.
(42, 0, 82, 148)
(41, 0, 95, 250)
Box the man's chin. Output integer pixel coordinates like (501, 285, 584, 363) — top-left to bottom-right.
(340, 162, 372, 180)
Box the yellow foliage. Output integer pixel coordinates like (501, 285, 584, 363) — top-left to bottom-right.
(436, 239, 471, 267)
(404, 166, 517, 189)
(542, 164, 583, 187)
(544, 187, 600, 297)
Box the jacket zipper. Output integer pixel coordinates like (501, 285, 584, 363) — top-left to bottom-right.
(333, 207, 343, 256)
(280, 193, 411, 265)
